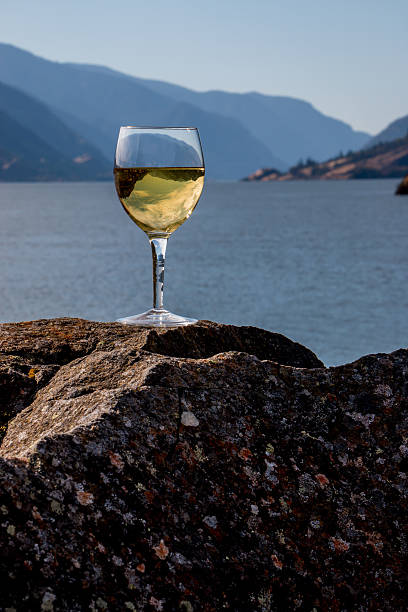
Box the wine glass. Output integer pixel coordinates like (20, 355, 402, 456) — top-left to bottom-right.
(114, 126, 205, 326)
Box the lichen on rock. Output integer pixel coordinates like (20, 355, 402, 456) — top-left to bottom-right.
(0, 318, 407, 610)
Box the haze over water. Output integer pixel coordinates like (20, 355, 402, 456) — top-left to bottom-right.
(0, 179, 406, 366)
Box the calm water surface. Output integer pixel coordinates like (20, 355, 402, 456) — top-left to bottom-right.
(0, 179, 406, 366)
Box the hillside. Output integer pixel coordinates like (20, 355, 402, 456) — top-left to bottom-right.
(366, 114, 408, 148)
(0, 81, 110, 181)
(0, 115, 111, 182)
(129, 79, 370, 165)
(0, 44, 284, 179)
(0, 43, 372, 179)
(243, 136, 408, 182)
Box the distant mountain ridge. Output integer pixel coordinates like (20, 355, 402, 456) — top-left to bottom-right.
(365, 114, 408, 148)
(0, 43, 373, 179)
(244, 136, 408, 182)
(0, 81, 110, 181)
(63, 62, 371, 165)
(0, 44, 284, 179)
(129, 78, 370, 165)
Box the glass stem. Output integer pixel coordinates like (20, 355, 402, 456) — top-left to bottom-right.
(150, 237, 168, 310)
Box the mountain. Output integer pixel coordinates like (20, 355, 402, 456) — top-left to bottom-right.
(0, 110, 107, 182)
(244, 136, 408, 181)
(0, 44, 285, 179)
(0, 110, 69, 181)
(366, 114, 408, 148)
(0, 43, 371, 179)
(129, 78, 370, 166)
(0, 80, 110, 181)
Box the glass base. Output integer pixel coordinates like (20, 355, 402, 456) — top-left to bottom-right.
(116, 308, 197, 327)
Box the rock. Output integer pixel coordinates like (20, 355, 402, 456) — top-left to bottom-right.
(396, 174, 408, 195)
(0, 318, 407, 611)
(0, 318, 321, 438)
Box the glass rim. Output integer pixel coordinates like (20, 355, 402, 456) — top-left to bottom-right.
(120, 126, 199, 131)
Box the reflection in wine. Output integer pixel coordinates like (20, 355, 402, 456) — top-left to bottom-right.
(114, 167, 204, 237)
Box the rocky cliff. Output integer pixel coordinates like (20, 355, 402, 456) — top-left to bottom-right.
(0, 319, 407, 611)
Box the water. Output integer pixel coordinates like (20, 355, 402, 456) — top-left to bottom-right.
(0, 179, 406, 366)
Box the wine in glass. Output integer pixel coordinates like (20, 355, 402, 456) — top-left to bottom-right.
(114, 126, 205, 326)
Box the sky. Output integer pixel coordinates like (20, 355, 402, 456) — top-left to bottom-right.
(1, 0, 407, 135)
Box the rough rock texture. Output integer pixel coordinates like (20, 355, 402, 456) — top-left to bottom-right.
(0, 319, 407, 611)
(396, 174, 408, 195)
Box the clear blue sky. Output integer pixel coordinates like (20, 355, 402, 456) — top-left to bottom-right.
(1, 0, 407, 134)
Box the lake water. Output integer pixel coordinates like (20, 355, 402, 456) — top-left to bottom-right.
(0, 179, 406, 366)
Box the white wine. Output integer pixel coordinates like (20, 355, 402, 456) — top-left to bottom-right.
(114, 167, 205, 237)
(113, 126, 204, 327)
